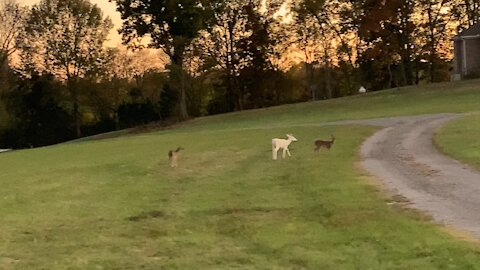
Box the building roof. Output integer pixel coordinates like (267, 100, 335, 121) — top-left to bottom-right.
(457, 22, 480, 38)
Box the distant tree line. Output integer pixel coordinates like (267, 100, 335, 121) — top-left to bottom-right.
(0, 0, 477, 148)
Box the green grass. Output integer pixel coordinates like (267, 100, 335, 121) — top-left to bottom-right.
(435, 114, 480, 170)
(1, 80, 480, 269)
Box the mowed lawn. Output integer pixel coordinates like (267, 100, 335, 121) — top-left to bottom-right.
(435, 114, 480, 170)
(1, 80, 480, 269)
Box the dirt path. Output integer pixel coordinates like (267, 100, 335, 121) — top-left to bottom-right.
(359, 113, 480, 238)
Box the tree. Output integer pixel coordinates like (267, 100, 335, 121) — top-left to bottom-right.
(21, 0, 112, 137)
(339, 0, 422, 89)
(203, 0, 250, 111)
(0, 0, 26, 67)
(295, 0, 335, 99)
(189, 0, 270, 111)
(113, 0, 216, 120)
(1, 74, 73, 148)
(238, 1, 278, 107)
(417, 0, 459, 82)
(86, 47, 167, 129)
(0, 0, 26, 89)
(191, 0, 281, 109)
(459, 0, 480, 27)
(396, 0, 417, 86)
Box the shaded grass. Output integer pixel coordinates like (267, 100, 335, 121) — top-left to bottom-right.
(435, 114, 480, 170)
(1, 126, 480, 269)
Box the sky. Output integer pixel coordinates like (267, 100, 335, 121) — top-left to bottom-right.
(18, 0, 123, 47)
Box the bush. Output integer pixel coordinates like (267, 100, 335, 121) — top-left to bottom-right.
(118, 101, 161, 129)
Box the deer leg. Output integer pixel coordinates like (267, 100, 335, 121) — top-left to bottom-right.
(282, 148, 287, 159)
(286, 148, 291, 157)
(273, 147, 279, 160)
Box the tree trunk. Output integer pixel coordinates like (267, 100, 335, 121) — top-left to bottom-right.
(0, 53, 7, 71)
(73, 99, 81, 137)
(324, 46, 333, 99)
(427, 5, 436, 83)
(171, 54, 189, 121)
(114, 111, 120, 130)
(226, 21, 241, 111)
(325, 66, 332, 99)
(399, 62, 407, 86)
(428, 21, 436, 83)
(68, 78, 81, 138)
(233, 76, 243, 111)
(0, 52, 9, 90)
(466, 0, 472, 24)
(225, 72, 237, 112)
(464, 0, 479, 26)
(398, 1, 414, 86)
(305, 62, 315, 100)
(404, 57, 414, 85)
(178, 68, 188, 120)
(430, 64, 435, 82)
(387, 62, 394, 88)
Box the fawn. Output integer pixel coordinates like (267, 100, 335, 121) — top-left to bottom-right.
(314, 135, 335, 152)
(272, 134, 298, 160)
(168, 147, 184, 167)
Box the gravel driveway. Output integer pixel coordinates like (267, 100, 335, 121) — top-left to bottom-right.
(359, 113, 480, 238)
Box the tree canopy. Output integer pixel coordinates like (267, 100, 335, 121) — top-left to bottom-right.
(21, 0, 113, 137)
(1, 0, 478, 147)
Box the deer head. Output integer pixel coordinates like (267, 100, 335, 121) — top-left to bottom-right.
(286, 134, 298, 142)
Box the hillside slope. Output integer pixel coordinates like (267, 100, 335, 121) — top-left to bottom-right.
(1, 80, 480, 269)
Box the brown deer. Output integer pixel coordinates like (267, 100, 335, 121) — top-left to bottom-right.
(168, 147, 184, 167)
(314, 135, 335, 152)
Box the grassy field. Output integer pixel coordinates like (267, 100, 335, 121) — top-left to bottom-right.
(435, 114, 480, 170)
(1, 80, 480, 269)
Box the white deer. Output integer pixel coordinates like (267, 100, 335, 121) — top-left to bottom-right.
(272, 134, 298, 160)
